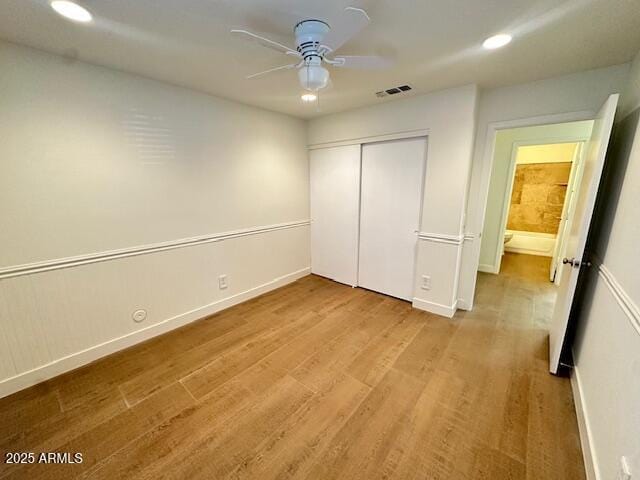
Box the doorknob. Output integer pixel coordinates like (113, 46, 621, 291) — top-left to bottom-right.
(562, 257, 592, 268)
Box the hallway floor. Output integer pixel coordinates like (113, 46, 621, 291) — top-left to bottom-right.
(0, 256, 585, 479)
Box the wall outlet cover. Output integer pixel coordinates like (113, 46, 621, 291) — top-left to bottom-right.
(219, 275, 228, 290)
(421, 275, 431, 290)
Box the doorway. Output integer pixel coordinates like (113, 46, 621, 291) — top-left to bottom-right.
(473, 94, 618, 374)
(500, 142, 584, 285)
(478, 120, 594, 282)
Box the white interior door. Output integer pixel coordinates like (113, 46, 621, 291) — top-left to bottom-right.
(358, 137, 426, 301)
(550, 143, 584, 283)
(549, 94, 618, 374)
(310, 145, 361, 286)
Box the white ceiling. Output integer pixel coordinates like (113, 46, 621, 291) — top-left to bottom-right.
(2, 0, 640, 119)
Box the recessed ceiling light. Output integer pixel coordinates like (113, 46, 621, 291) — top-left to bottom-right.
(301, 93, 317, 102)
(482, 33, 512, 50)
(50, 1, 92, 23)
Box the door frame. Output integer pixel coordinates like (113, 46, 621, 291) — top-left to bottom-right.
(466, 110, 596, 309)
(492, 137, 589, 275)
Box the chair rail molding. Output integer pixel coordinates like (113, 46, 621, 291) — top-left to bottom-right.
(598, 263, 640, 336)
(418, 232, 464, 245)
(0, 220, 311, 280)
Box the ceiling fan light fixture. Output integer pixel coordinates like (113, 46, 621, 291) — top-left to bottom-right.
(301, 93, 317, 102)
(482, 33, 512, 50)
(50, 1, 92, 22)
(298, 64, 330, 92)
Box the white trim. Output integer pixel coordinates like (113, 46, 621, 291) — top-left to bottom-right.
(478, 263, 498, 274)
(503, 247, 552, 257)
(598, 264, 640, 336)
(456, 299, 471, 310)
(0, 267, 311, 399)
(0, 220, 311, 280)
(308, 129, 430, 150)
(418, 232, 463, 245)
(466, 110, 596, 307)
(413, 297, 457, 318)
(463, 233, 476, 241)
(571, 366, 600, 480)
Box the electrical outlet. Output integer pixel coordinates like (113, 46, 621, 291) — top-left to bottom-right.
(617, 456, 632, 480)
(421, 275, 431, 290)
(218, 275, 228, 290)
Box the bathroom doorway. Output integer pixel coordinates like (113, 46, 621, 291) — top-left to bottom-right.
(501, 142, 584, 284)
(477, 120, 594, 286)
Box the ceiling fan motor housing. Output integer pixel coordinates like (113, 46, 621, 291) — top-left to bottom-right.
(294, 20, 330, 60)
(295, 20, 331, 91)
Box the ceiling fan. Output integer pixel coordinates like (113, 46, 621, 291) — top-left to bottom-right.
(231, 7, 391, 95)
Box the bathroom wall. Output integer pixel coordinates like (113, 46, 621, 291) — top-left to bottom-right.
(507, 161, 572, 234)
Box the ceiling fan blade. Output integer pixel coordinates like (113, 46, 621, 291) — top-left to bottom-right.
(322, 7, 370, 52)
(331, 55, 393, 69)
(246, 63, 299, 79)
(231, 29, 300, 57)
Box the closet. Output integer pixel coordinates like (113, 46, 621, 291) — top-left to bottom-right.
(310, 136, 426, 301)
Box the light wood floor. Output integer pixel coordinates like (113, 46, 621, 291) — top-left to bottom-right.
(0, 253, 585, 479)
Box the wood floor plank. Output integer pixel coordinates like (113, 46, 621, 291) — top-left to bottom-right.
(290, 300, 398, 392)
(119, 311, 291, 404)
(0, 386, 126, 458)
(393, 313, 459, 382)
(346, 308, 425, 387)
(304, 368, 426, 480)
(2, 382, 193, 480)
(526, 359, 586, 480)
(86, 372, 312, 480)
(181, 311, 322, 399)
(225, 372, 370, 480)
(0, 383, 61, 445)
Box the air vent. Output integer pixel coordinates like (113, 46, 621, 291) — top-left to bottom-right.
(375, 84, 412, 98)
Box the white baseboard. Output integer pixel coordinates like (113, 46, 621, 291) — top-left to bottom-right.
(503, 246, 552, 257)
(571, 366, 599, 480)
(0, 267, 311, 399)
(457, 298, 471, 311)
(478, 263, 498, 274)
(413, 297, 457, 318)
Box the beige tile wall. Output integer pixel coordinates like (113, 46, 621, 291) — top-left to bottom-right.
(507, 162, 572, 234)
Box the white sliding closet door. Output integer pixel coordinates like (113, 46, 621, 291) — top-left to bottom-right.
(310, 145, 361, 286)
(358, 138, 426, 301)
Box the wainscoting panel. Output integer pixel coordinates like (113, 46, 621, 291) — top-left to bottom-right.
(0, 223, 310, 398)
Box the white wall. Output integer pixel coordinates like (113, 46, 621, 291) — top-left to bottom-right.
(308, 85, 479, 316)
(571, 49, 640, 480)
(459, 64, 630, 307)
(0, 42, 310, 397)
(479, 121, 593, 272)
